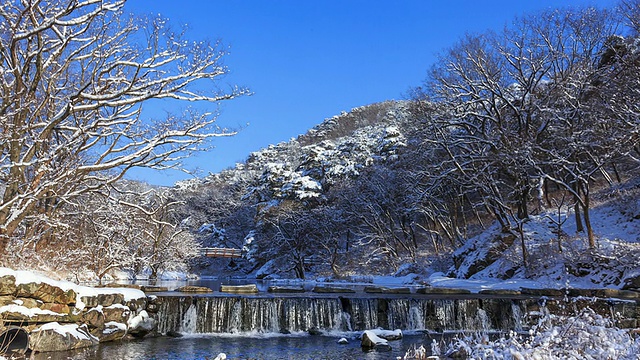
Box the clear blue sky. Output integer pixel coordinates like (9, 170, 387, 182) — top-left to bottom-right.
(124, 0, 615, 186)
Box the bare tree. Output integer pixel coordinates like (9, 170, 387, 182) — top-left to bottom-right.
(0, 0, 246, 260)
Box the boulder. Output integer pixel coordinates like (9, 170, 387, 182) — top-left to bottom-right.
(0, 275, 16, 296)
(80, 293, 125, 308)
(0, 295, 15, 306)
(127, 310, 156, 338)
(337, 337, 349, 344)
(29, 323, 98, 352)
(174, 286, 213, 293)
(39, 302, 70, 314)
(220, 285, 258, 294)
(0, 304, 69, 323)
(94, 322, 127, 343)
(361, 330, 391, 352)
(126, 296, 147, 312)
(83, 307, 105, 330)
(308, 327, 322, 336)
(368, 328, 403, 341)
(102, 304, 131, 323)
(15, 282, 76, 305)
(15, 297, 41, 309)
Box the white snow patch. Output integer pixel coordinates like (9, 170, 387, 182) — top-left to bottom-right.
(0, 267, 145, 311)
(103, 321, 127, 334)
(0, 304, 61, 318)
(33, 322, 98, 342)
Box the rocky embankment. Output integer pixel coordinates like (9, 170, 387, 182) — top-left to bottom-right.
(0, 268, 158, 355)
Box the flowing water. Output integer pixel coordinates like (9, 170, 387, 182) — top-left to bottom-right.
(29, 333, 433, 360)
(19, 278, 543, 359)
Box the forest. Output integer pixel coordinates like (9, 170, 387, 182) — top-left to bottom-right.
(0, 1, 639, 286)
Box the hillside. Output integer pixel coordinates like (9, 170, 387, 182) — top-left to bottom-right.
(171, 94, 640, 290)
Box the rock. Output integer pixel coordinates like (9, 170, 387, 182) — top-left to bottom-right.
(0, 304, 69, 323)
(308, 327, 322, 336)
(39, 302, 70, 314)
(478, 289, 522, 296)
(0, 275, 16, 296)
(83, 307, 105, 330)
(369, 329, 403, 341)
(312, 286, 356, 294)
(166, 330, 183, 338)
(94, 322, 127, 343)
(220, 285, 258, 294)
(361, 330, 391, 352)
(416, 287, 471, 295)
(15, 297, 41, 309)
(80, 293, 125, 308)
(127, 310, 156, 338)
(126, 297, 147, 312)
(337, 337, 348, 344)
(15, 282, 76, 305)
(174, 286, 213, 293)
(214, 353, 227, 360)
(364, 286, 411, 294)
(141, 286, 169, 292)
(29, 323, 98, 352)
(622, 275, 640, 290)
(566, 288, 597, 297)
(521, 288, 564, 297)
(267, 286, 305, 293)
(102, 283, 142, 290)
(102, 304, 131, 323)
(0, 295, 15, 306)
(600, 289, 640, 300)
(445, 346, 469, 359)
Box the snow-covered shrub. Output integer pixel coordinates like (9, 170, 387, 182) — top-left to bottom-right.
(441, 308, 640, 359)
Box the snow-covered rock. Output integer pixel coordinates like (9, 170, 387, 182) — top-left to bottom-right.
(127, 310, 157, 337)
(29, 323, 98, 352)
(361, 330, 391, 351)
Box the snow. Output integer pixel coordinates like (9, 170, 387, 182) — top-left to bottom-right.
(127, 310, 155, 331)
(33, 322, 98, 342)
(103, 321, 127, 334)
(0, 304, 60, 318)
(362, 330, 389, 346)
(0, 267, 146, 311)
(368, 328, 402, 339)
(441, 308, 640, 359)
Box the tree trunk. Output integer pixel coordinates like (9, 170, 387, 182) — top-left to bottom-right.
(518, 224, 528, 268)
(582, 197, 595, 249)
(573, 181, 584, 232)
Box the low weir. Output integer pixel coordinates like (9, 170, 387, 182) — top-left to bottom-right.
(154, 293, 639, 335)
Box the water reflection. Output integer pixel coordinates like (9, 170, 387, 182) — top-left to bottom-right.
(27, 334, 430, 360)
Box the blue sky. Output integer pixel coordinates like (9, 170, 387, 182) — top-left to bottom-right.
(124, 0, 614, 186)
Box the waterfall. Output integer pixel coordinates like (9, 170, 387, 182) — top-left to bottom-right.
(179, 304, 198, 333)
(408, 304, 425, 330)
(156, 296, 536, 335)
